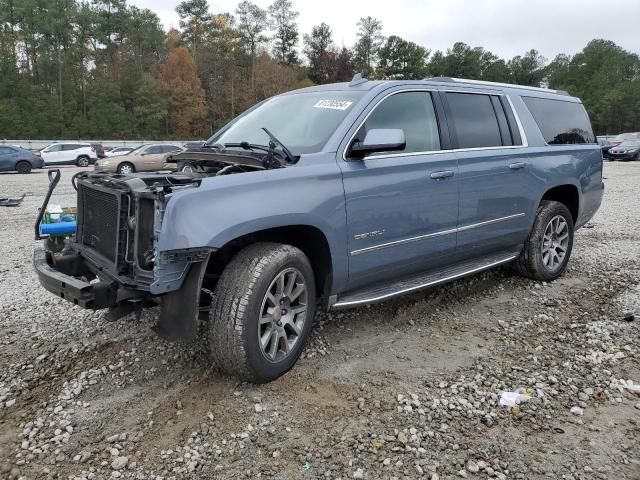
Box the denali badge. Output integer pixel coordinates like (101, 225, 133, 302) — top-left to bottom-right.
(354, 230, 385, 240)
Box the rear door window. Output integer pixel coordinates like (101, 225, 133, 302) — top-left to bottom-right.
(145, 146, 163, 154)
(356, 91, 442, 155)
(445, 93, 503, 149)
(0, 147, 15, 155)
(522, 96, 596, 144)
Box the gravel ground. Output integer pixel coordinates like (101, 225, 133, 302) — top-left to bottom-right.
(0, 163, 639, 480)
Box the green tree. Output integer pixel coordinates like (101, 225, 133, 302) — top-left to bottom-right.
(176, 0, 209, 63)
(508, 49, 546, 86)
(133, 74, 167, 137)
(353, 16, 384, 78)
(303, 22, 333, 84)
(378, 35, 429, 79)
(268, 0, 299, 64)
(235, 0, 268, 96)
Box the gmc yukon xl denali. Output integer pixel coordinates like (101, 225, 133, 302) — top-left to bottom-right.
(34, 76, 604, 382)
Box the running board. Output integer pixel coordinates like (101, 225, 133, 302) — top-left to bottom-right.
(331, 251, 519, 309)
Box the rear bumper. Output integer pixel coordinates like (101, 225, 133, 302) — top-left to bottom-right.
(33, 247, 138, 309)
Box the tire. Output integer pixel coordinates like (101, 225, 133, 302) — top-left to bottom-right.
(76, 156, 90, 167)
(117, 162, 135, 174)
(209, 242, 316, 383)
(15, 161, 32, 174)
(175, 161, 194, 173)
(513, 200, 574, 282)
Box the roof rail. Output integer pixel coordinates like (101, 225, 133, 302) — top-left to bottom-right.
(425, 77, 569, 96)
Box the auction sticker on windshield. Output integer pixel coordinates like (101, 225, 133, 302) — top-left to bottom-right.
(313, 100, 353, 110)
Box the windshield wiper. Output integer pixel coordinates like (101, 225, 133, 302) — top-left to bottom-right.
(223, 141, 271, 154)
(262, 127, 297, 163)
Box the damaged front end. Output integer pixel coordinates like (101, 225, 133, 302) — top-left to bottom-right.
(34, 150, 286, 340)
(34, 171, 212, 340)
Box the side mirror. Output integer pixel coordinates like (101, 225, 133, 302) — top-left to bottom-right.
(348, 129, 406, 159)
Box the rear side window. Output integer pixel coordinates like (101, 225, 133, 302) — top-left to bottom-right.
(146, 146, 163, 154)
(359, 91, 441, 154)
(446, 93, 503, 149)
(522, 97, 595, 144)
(162, 145, 181, 153)
(0, 146, 15, 155)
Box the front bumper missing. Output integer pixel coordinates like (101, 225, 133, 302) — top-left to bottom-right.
(33, 248, 139, 309)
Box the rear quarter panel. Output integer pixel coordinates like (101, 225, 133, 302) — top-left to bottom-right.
(509, 92, 604, 229)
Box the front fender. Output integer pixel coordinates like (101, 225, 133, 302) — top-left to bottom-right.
(157, 161, 349, 293)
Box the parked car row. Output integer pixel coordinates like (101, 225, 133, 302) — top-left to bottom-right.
(94, 144, 184, 173)
(598, 132, 640, 161)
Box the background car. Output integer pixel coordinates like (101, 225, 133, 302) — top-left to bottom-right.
(607, 140, 640, 161)
(104, 146, 134, 157)
(597, 138, 614, 159)
(609, 132, 640, 146)
(0, 145, 45, 173)
(94, 144, 184, 173)
(38, 143, 98, 167)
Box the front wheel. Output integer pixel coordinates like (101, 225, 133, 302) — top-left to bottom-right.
(117, 162, 135, 174)
(513, 200, 574, 282)
(76, 156, 90, 167)
(208, 242, 316, 383)
(16, 161, 32, 174)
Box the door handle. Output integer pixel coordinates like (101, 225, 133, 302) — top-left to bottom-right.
(509, 162, 527, 170)
(430, 170, 455, 180)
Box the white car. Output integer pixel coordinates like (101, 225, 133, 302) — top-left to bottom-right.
(105, 147, 134, 157)
(39, 143, 98, 167)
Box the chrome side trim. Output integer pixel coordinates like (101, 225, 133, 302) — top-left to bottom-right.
(350, 212, 525, 256)
(351, 227, 457, 256)
(332, 254, 518, 308)
(456, 212, 525, 232)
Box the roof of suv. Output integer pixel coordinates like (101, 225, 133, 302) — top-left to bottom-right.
(289, 76, 577, 102)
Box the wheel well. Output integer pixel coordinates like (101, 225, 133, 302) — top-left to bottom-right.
(15, 160, 31, 170)
(541, 185, 579, 222)
(203, 225, 333, 299)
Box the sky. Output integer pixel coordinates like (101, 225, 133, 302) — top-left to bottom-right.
(129, 0, 640, 60)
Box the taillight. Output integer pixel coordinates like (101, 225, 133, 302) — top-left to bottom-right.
(33, 151, 41, 157)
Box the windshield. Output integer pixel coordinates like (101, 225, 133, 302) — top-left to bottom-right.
(208, 91, 365, 155)
(618, 140, 640, 148)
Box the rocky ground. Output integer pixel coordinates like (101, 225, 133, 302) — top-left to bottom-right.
(0, 162, 639, 480)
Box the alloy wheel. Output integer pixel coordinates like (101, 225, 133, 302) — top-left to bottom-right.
(541, 214, 569, 271)
(258, 267, 308, 362)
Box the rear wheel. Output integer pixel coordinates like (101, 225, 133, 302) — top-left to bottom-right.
(117, 162, 135, 174)
(513, 200, 574, 282)
(208, 242, 316, 383)
(15, 161, 31, 174)
(76, 156, 90, 167)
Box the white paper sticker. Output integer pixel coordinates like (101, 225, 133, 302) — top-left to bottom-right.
(313, 100, 353, 111)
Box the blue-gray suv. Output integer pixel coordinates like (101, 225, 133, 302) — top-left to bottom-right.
(34, 76, 604, 382)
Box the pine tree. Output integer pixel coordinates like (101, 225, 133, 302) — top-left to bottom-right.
(158, 46, 207, 138)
